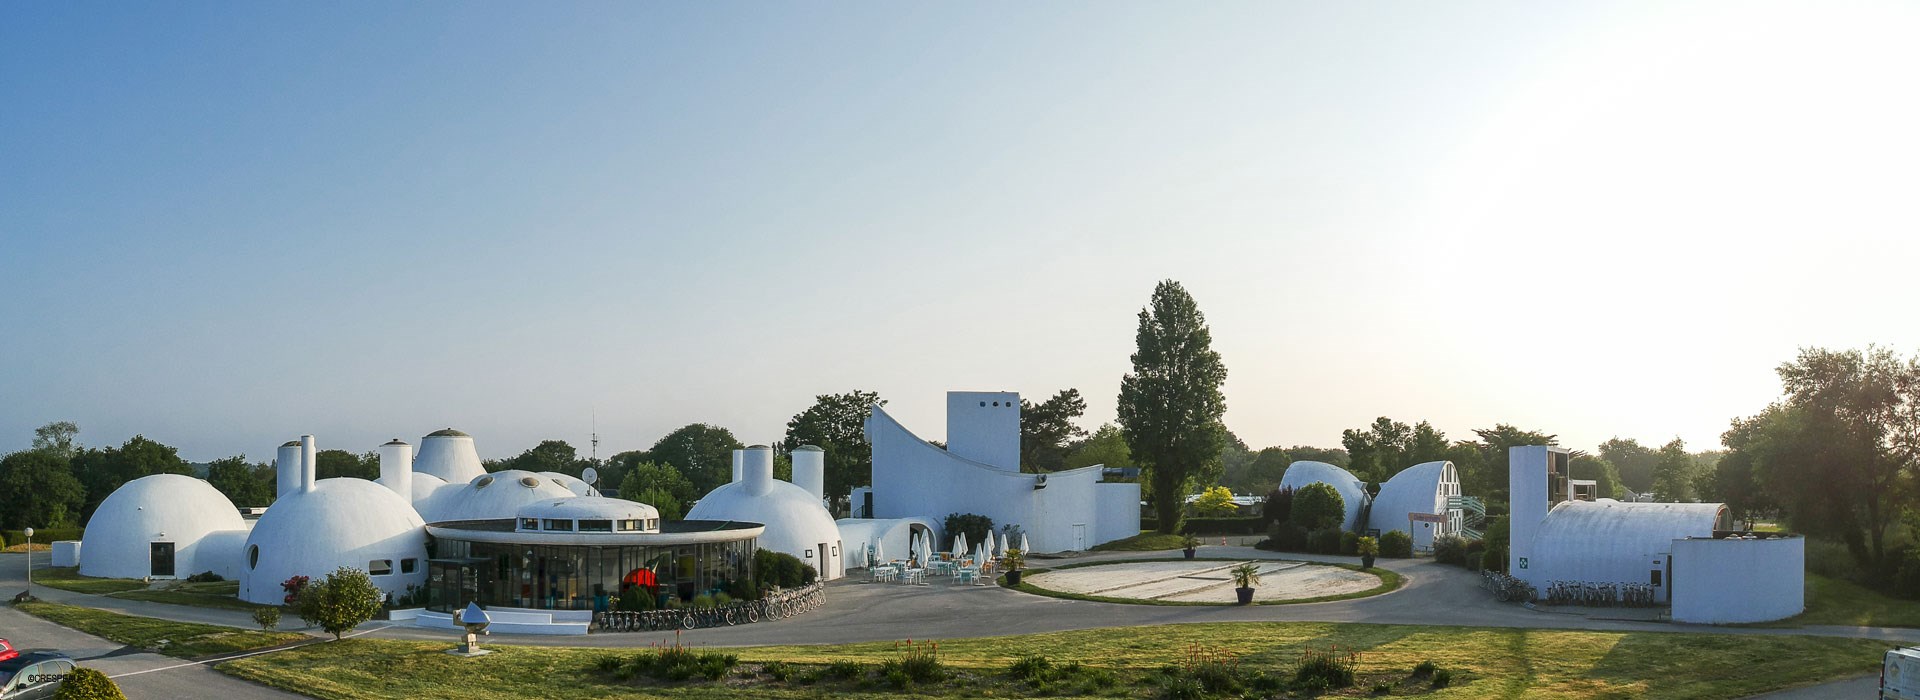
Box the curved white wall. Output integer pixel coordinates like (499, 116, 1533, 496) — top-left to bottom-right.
(1671, 536, 1804, 624)
(80, 474, 248, 580)
(1278, 461, 1367, 532)
(1526, 500, 1724, 591)
(413, 432, 487, 484)
(687, 449, 845, 580)
(1371, 461, 1460, 539)
(239, 478, 428, 604)
(414, 470, 577, 524)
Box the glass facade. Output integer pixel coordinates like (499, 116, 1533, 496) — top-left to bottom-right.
(428, 536, 756, 612)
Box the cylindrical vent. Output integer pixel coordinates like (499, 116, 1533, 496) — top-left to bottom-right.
(275, 441, 302, 499)
(793, 445, 826, 502)
(299, 435, 318, 493)
(731, 449, 744, 484)
(378, 439, 413, 502)
(744, 445, 775, 494)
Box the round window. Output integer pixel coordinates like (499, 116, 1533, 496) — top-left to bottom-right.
(519, 477, 540, 488)
(475, 476, 495, 489)
(248, 544, 259, 570)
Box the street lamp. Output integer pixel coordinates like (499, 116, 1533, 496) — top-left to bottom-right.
(22, 527, 32, 588)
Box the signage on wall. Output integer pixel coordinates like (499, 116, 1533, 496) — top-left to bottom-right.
(1519, 557, 1529, 569)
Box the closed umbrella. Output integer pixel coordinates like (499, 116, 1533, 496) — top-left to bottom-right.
(1000, 532, 1010, 556)
(872, 539, 884, 567)
(982, 532, 995, 561)
(1020, 533, 1030, 553)
(953, 533, 966, 559)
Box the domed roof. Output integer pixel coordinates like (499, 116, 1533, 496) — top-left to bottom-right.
(1371, 461, 1460, 535)
(426, 428, 470, 437)
(686, 478, 839, 567)
(1278, 461, 1368, 531)
(410, 472, 449, 504)
(538, 471, 595, 497)
(239, 477, 427, 604)
(80, 474, 246, 579)
(414, 469, 577, 523)
(516, 496, 658, 524)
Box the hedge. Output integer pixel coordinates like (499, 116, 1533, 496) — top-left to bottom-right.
(1139, 517, 1265, 535)
(3, 528, 82, 545)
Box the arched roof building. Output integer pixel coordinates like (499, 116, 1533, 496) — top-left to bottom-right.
(79, 474, 248, 580)
(1278, 461, 1367, 532)
(1528, 500, 1728, 586)
(687, 445, 846, 580)
(1371, 460, 1463, 540)
(239, 476, 428, 605)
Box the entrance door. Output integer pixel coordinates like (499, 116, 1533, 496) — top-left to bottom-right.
(1072, 524, 1086, 551)
(149, 542, 175, 577)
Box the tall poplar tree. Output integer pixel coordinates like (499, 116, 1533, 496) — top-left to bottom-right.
(1117, 280, 1228, 534)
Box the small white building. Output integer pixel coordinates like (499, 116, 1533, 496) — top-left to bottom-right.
(79, 473, 249, 580)
(239, 436, 429, 605)
(686, 445, 846, 580)
(1370, 460, 1464, 548)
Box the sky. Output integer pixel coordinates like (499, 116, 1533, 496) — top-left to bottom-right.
(3, 2, 1918, 463)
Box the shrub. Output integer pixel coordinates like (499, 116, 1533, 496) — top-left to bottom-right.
(1261, 485, 1293, 527)
(1412, 660, 1436, 678)
(1009, 654, 1054, 680)
(52, 667, 125, 700)
(1380, 530, 1413, 558)
(1356, 535, 1379, 559)
(3, 528, 83, 546)
(762, 660, 793, 681)
(185, 571, 223, 583)
(826, 660, 863, 679)
(1339, 531, 1359, 555)
(628, 643, 737, 682)
(712, 592, 733, 607)
(1433, 534, 1470, 566)
(880, 639, 944, 683)
(1481, 542, 1508, 573)
(1289, 483, 1346, 530)
(725, 578, 760, 601)
(755, 549, 813, 589)
(1265, 521, 1309, 552)
(251, 606, 281, 631)
(691, 594, 715, 609)
(1307, 527, 1343, 555)
(1294, 645, 1358, 689)
(280, 575, 310, 606)
(1464, 539, 1487, 571)
(1158, 677, 1204, 700)
(617, 586, 655, 611)
(595, 655, 624, 672)
(1372, 682, 1393, 695)
(295, 567, 384, 640)
(943, 513, 995, 552)
(1431, 668, 1453, 688)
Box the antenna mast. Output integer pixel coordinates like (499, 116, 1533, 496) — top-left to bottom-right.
(591, 409, 600, 461)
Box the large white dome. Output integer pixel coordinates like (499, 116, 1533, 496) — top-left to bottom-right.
(414, 469, 577, 524)
(239, 478, 427, 605)
(687, 478, 844, 580)
(80, 474, 247, 580)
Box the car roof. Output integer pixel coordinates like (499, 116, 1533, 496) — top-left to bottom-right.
(0, 651, 72, 669)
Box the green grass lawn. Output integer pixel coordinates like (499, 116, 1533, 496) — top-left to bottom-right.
(29, 566, 149, 594)
(1089, 532, 1189, 552)
(16, 601, 307, 659)
(1773, 573, 1920, 628)
(112, 579, 279, 612)
(217, 622, 1887, 699)
(1008, 557, 1402, 606)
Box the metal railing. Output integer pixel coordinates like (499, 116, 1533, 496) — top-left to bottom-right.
(592, 582, 826, 632)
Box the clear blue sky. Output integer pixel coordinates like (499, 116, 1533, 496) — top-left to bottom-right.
(4, 2, 1917, 462)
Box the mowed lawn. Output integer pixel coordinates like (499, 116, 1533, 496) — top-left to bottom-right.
(17, 602, 306, 659)
(1776, 573, 1920, 628)
(218, 622, 1885, 699)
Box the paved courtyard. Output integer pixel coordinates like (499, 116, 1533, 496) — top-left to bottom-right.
(1024, 559, 1379, 603)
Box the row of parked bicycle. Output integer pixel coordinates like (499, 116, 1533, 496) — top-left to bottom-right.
(1480, 570, 1660, 607)
(592, 582, 826, 632)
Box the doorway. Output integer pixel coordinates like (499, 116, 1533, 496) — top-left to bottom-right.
(149, 542, 175, 577)
(1072, 524, 1086, 551)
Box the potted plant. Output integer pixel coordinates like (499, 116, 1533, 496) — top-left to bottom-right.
(1003, 549, 1026, 586)
(1357, 535, 1379, 569)
(1181, 534, 1200, 560)
(1230, 562, 1260, 604)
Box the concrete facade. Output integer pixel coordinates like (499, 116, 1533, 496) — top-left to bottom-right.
(1671, 535, 1805, 624)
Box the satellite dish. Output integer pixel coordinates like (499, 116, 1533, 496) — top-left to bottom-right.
(582, 467, 599, 486)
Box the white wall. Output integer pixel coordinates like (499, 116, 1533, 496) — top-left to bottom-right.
(946, 391, 1021, 471)
(1508, 445, 1555, 584)
(1671, 536, 1804, 624)
(1095, 482, 1142, 546)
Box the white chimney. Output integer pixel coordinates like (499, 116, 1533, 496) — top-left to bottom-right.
(275, 441, 301, 499)
(299, 434, 318, 493)
(731, 449, 744, 484)
(379, 439, 413, 501)
(744, 445, 774, 495)
(793, 445, 825, 502)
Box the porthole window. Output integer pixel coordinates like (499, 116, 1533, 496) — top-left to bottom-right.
(401, 558, 418, 574)
(519, 477, 540, 488)
(475, 476, 495, 489)
(979, 401, 986, 406)
(552, 478, 567, 488)
(248, 544, 259, 569)
(992, 401, 999, 406)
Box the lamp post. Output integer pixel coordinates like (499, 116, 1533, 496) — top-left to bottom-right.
(22, 527, 33, 588)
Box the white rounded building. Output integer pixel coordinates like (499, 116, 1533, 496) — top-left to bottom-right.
(79, 474, 248, 580)
(538, 471, 596, 497)
(239, 437, 428, 604)
(414, 469, 578, 524)
(1370, 460, 1463, 547)
(411, 428, 488, 485)
(1278, 461, 1368, 532)
(687, 445, 845, 580)
(1527, 499, 1728, 589)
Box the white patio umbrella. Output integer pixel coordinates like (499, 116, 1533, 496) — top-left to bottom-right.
(1000, 532, 1010, 555)
(982, 532, 995, 561)
(1019, 532, 1030, 553)
(872, 539, 884, 567)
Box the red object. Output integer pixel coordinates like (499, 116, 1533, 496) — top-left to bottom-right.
(0, 638, 17, 662)
(622, 568, 657, 591)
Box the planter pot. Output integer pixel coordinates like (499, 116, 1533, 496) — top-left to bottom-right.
(1006, 570, 1022, 586)
(1183, 548, 1196, 560)
(1236, 587, 1255, 605)
(1361, 555, 1375, 569)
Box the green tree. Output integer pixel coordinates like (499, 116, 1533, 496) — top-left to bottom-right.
(1706, 418, 1777, 526)
(1289, 482, 1346, 530)
(615, 461, 697, 519)
(31, 421, 81, 459)
(207, 455, 275, 507)
(1240, 447, 1291, 494)
(1192, 485, 1239, 516)
(1598, 437, 1661, 494)
(314, 449, 378, 481)
(1020, 388, 1088, 472)
(783, 391, 884, 504)
(1651, 438, 1696, 501)
(0, 450, 86, 530)
(1117, 281, 1229, 535)
(1342, 417, 1411, 482)
(1467, 424, 1558, 504)
(1211, 431, 1253, 492)
(1063, 423, 1133, 471)
(1569, 454, 1623, 500)
(71, 435, 191, 521)
(297, 566, 385, 640)
(649, 424, 744, 496)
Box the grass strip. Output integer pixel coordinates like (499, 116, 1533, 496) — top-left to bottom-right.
(27, 566, 148, 595)
(16, 601, 306, 659)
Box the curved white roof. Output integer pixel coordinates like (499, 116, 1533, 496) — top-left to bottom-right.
(414, 469, 577, 523)
(1278, 461, 1367, 531)
(537, 471, 596, 497)
(516, 496, 658, 525)
(238, 477, 428, 604)
(410, 472, 449, 504)
(80, 474, 247, 580)
(412, 430, 487, 484)
(1529, 500, 1728, 585)
(1370, 461, 1461, 536)
(687, 477, 842, 578)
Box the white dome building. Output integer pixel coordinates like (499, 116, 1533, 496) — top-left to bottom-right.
(414, 469, 577, 524)
(686, 445, 845, 580)
(410, 472, 450, 505)
(412, 428, 487, 485)
(1371, 460, 1464, 548)
(1278, 461, 1368, 532)
(79, 474, 248, 580)
(239, 437, 428, 604)
(539, 471, 596, 497)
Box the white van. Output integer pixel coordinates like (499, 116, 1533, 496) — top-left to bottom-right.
(1884, 647, 1920, 699)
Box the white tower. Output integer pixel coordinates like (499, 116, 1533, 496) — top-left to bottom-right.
(1508, 444, 1570, 586)
(945, 391, 1021, 471)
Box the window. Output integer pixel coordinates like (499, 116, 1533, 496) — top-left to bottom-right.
(617, 519, 642, 532)
(578, 519, 612, 532)
(476, 476, 495, 489)
(542, 518, 573, 531)
(369, 559, 393, 576)
(649, 518, 659, 530)
(520, 518, 539, 531)
(519, 477, 540, 488)
(248, 544, 259, 570)
(1650, 570, 1663, 586)
(401, 558, 417, 574)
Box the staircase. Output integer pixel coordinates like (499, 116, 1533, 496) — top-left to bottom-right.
(1448, 495, 1486, 540)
